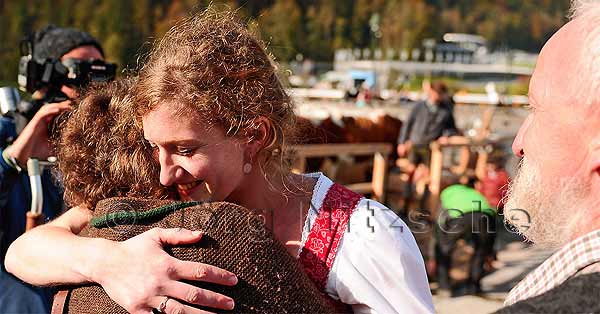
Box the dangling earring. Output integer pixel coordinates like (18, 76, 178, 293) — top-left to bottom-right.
(243, 153, 253, 174)
(243, 162, 252, 174)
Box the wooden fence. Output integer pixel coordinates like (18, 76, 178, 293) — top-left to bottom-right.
(289, 143, 393, 203)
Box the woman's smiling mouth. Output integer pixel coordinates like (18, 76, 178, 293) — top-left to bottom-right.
(176, 180, 203, 193)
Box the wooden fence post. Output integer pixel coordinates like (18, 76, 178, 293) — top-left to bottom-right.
(372, 151, 389, 203)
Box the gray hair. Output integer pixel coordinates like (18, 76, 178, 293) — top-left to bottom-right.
(569, 0, 600, 19)
(567, 0, 600, 108)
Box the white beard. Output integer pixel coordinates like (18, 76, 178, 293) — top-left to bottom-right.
(504, 157, 588, 248)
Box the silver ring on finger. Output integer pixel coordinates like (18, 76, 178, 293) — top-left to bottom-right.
(159, 296, 170, 312)
(151, 296, 170, 314)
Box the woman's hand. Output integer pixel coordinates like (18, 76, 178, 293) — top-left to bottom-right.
(94, 228, 237, 314)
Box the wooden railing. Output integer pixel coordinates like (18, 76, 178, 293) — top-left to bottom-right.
(289, 143, 393, 203)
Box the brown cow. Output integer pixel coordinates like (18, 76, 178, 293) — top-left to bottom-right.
(293, 114, 403, 173)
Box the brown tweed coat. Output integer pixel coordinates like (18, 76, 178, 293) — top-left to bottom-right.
(52, 198, 337, 314)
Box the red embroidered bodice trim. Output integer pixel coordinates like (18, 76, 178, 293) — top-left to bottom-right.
(299, 182, 363, 291)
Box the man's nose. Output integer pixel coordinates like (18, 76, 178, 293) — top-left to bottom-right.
(512, 137, 525, 157)
(512, 114, 533, 157)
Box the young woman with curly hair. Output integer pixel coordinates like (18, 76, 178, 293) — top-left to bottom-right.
(6, 9, 433, 314)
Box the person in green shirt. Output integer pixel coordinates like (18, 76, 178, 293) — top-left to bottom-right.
(435, 177, 497, 296)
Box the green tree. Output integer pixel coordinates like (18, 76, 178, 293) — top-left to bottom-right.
(0, 0, 574, 84)
(258, 0, 302, 62)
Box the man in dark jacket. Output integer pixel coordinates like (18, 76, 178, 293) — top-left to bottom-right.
(0, 25, 106, 313)
(396, 81, 458, 210)
(397, 81, 458, 166)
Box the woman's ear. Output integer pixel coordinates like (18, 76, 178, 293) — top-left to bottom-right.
(245, 116, 272, 157)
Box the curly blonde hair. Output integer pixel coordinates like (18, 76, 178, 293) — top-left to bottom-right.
(54, 79, 173, 208)
(134, 8, 296, 177)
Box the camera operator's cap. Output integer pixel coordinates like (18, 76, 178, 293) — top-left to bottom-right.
(32, 25, 104, 62)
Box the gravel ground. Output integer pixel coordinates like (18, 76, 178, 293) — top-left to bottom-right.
(433, 241, 554, 314)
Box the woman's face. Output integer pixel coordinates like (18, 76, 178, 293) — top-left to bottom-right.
(142, 104, 247, 202)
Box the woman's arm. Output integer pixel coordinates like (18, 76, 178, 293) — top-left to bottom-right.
(5, 207, 238, 314)
(5, 205, 97, 285)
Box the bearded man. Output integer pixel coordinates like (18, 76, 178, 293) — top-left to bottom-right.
(500, 0, 600, 309)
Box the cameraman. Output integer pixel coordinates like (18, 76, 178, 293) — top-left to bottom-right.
(0, 26, 107, 313)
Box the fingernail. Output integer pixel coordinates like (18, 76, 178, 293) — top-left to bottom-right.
(192, 231, 202, 237)
(229, 274, 238, 285)
(226, 299, 235, 310)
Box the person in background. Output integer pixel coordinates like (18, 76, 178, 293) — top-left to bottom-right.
(397, 81, 458, 163)
(396, 80, 458, 211)
(435, 176, 496, 296)
(475, 152, 510, 214)
(0, 25, 106, 313)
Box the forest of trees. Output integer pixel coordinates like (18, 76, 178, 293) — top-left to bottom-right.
(0, 0, 570, 84)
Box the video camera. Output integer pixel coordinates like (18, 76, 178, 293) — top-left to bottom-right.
(17, 36, 117, 105)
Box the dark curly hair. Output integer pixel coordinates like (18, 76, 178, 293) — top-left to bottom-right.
(54, 79, 173, 208)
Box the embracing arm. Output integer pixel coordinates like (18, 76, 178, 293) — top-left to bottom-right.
(5, 206, 238, 314)
(5, 205, 100, 285)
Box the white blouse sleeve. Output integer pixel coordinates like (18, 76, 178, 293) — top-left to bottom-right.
(325, 199, 434, 314)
